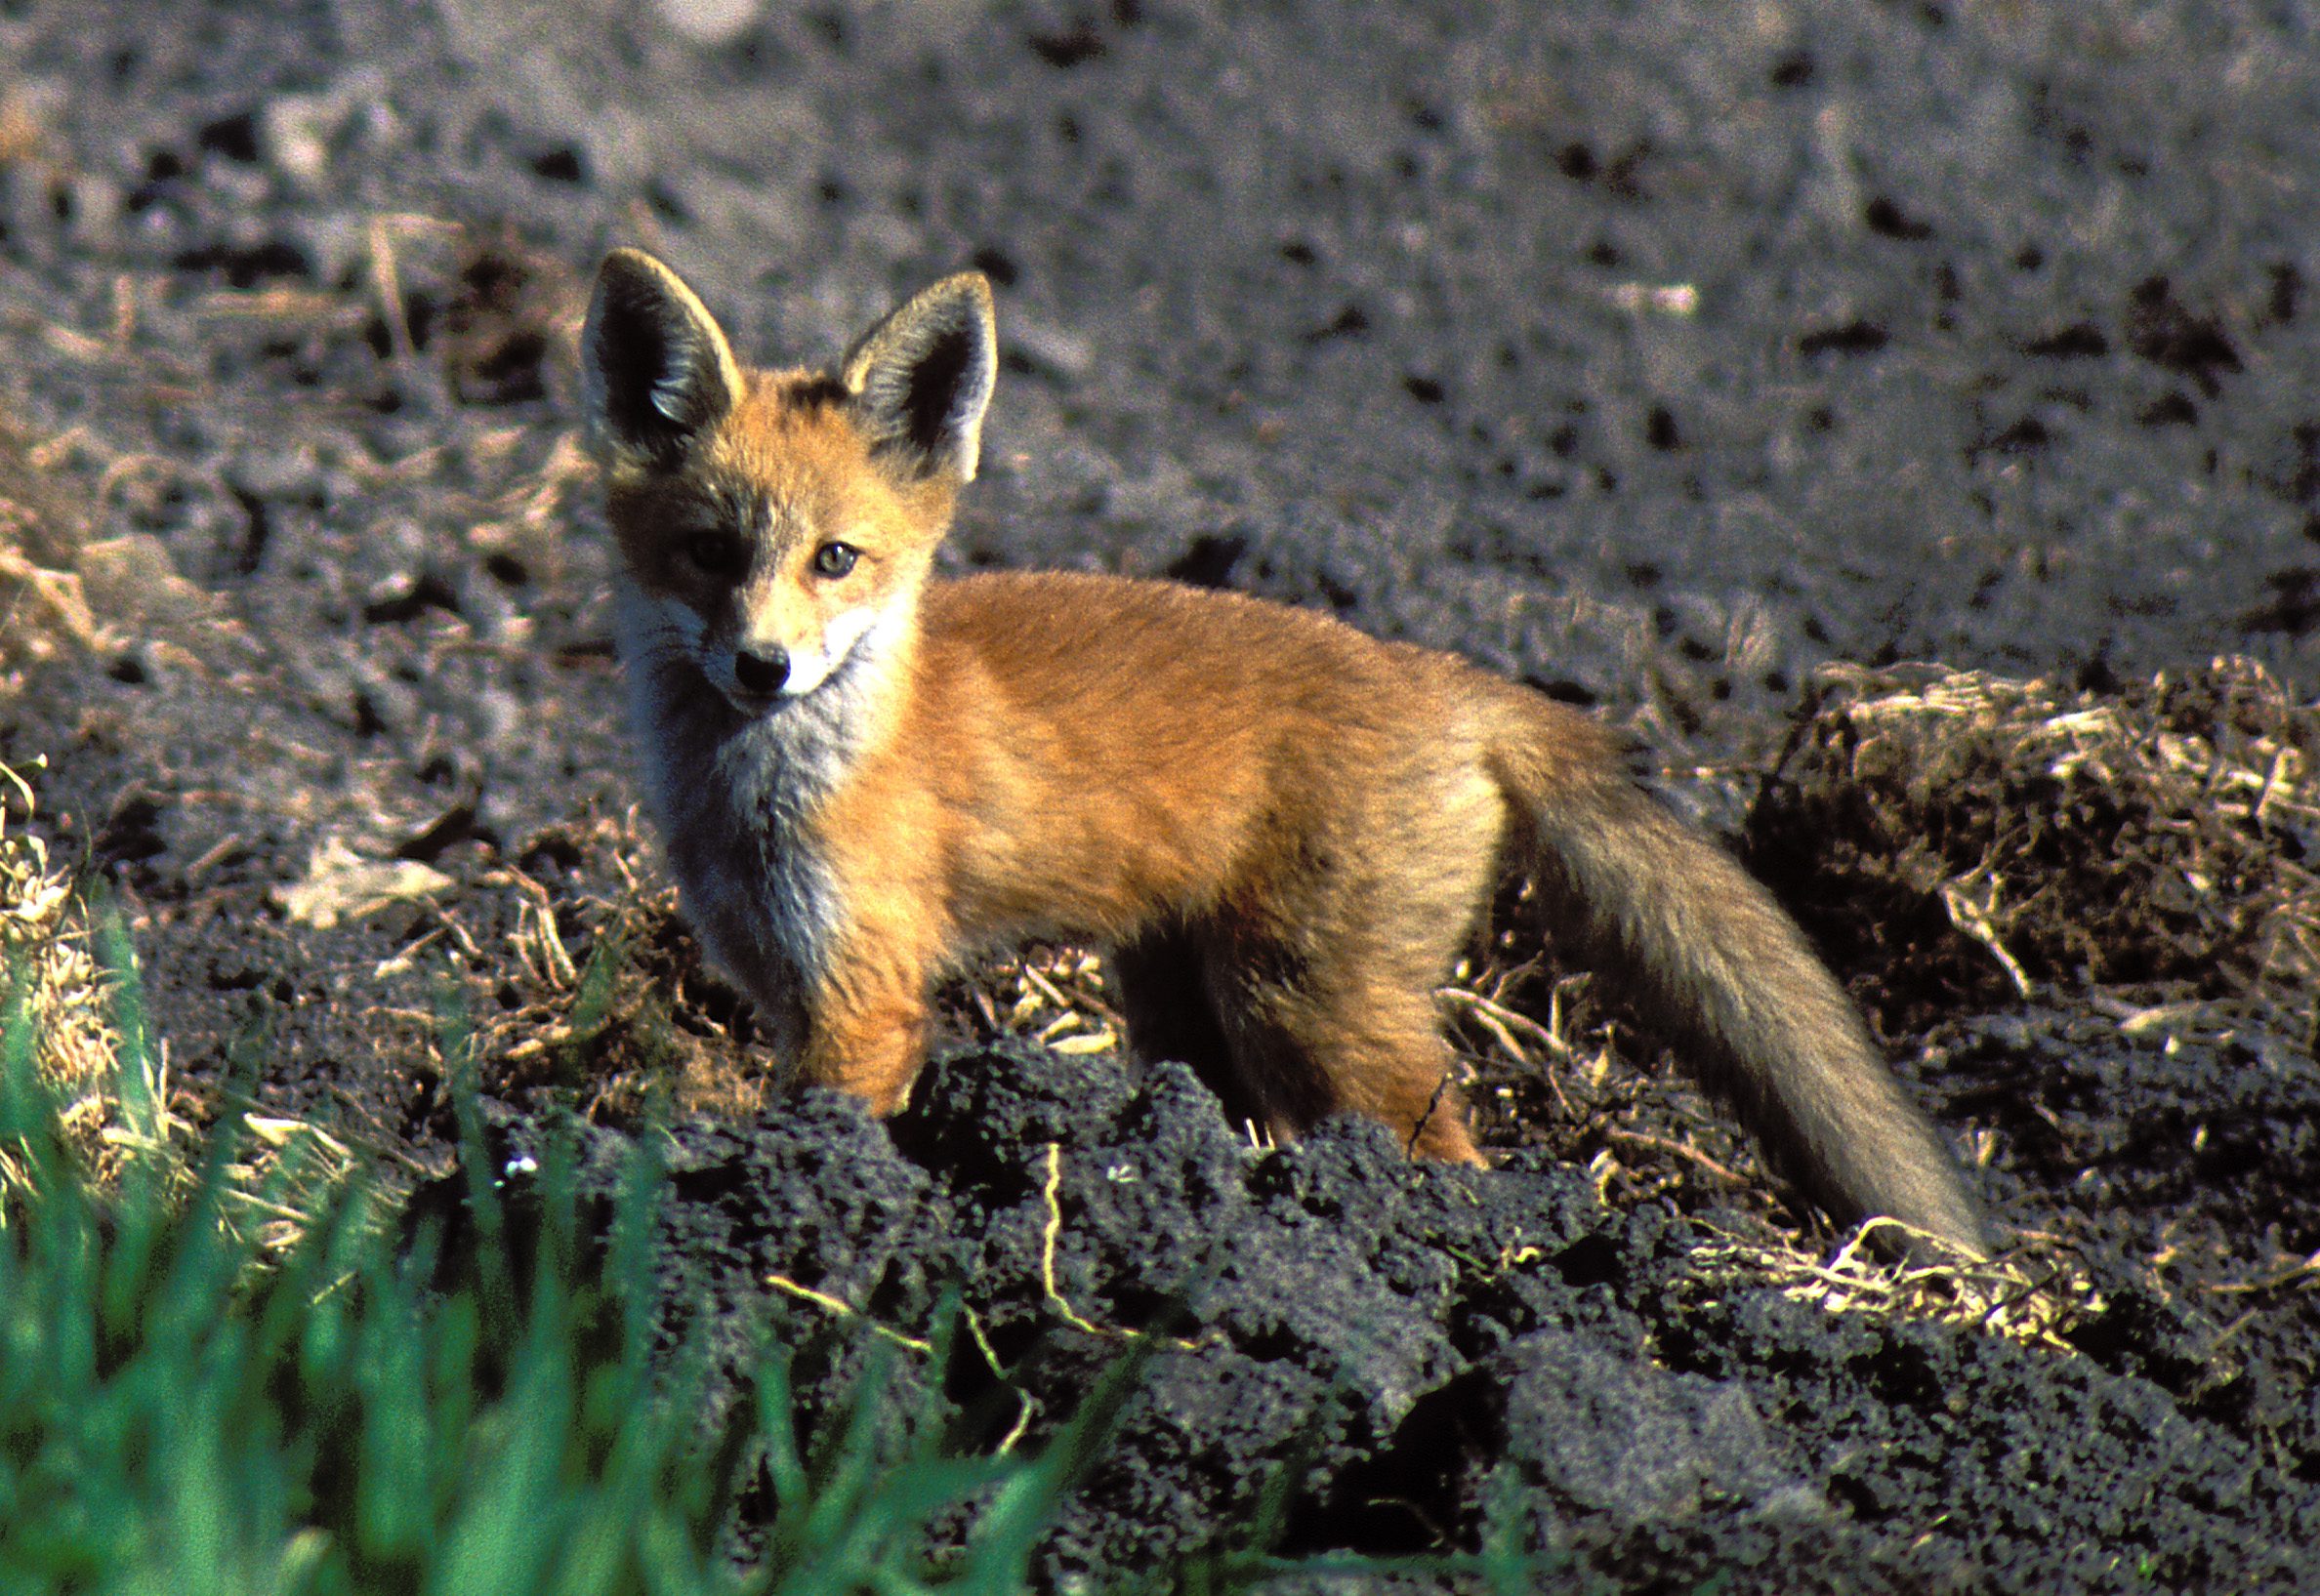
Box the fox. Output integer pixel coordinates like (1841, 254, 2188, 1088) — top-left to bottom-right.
(578, 247, 1989, 1257)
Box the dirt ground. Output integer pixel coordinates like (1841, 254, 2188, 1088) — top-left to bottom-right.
(2, 1, 2316, 1588)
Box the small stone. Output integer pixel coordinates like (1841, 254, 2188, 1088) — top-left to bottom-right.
(655, 0, 761, 45)
(75, 534, 213, 625)
(275, 837, 453, 930)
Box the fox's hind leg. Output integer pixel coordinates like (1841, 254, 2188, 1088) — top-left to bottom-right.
(1203, 923, 1484, 1164)
(1251, 746, 1507, 1162)
(1203, 809, 1504, 1165)
(1108, 927, 1271, 1139)
(1114, 917, 1474, 1159)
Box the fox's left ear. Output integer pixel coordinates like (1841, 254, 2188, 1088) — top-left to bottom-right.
(581, 249, 744, 471)
(839, 273, 997, 484)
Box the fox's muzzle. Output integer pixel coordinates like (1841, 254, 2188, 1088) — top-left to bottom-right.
(734, 643, 791, 696)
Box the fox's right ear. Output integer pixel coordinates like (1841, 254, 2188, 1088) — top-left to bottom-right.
(581, 249, 744, 470)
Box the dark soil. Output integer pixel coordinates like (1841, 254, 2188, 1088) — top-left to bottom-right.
(2, 1, 2316, 1588)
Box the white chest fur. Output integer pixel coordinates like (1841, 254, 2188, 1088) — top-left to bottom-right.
(611, 582, 869, 1050)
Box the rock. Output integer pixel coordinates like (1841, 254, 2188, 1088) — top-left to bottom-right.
(275, 837, 454, 929)
(74, 535, 214, 626)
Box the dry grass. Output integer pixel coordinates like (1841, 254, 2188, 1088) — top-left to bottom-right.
(1750, 656, 2318, 1037)
(1441, 913, 1795, 1236)
(1, 759, 355, 1246)
(0, 410, 99, 674)
(0, 88, 47, 169)
(1689, 1219, 2102, 1354)
(0, 757, 121, 1190)
(467, 814, 756, 1117)
(458, 807, 1128, 1126)
(944, 945, 1123, 1058)
(467, 430, 595, 588)
(1434, 930, 2094, 1342)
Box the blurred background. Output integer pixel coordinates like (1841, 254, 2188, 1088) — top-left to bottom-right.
(4, 0, 2314, 757)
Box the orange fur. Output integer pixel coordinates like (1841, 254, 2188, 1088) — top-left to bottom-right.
(581, 249, 1988, 1253)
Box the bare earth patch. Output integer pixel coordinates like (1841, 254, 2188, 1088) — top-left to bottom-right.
(0, 0, 2315, 1586)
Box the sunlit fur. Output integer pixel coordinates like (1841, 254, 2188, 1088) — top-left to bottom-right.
(600, 349, 944, 1051)
(579, 249, 1989, 1257)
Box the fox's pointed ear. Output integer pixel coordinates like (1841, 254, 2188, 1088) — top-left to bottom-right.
(839, 273, 997, 484)
(581, 249, 744, 470)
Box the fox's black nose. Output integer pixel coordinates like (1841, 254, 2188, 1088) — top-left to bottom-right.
(733, 644, 790, 696)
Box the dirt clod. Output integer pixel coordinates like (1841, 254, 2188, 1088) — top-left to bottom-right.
(1750, 659, 2318, 1036)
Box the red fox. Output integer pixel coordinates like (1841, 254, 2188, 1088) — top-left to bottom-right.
(580, 248, 1988, 1256)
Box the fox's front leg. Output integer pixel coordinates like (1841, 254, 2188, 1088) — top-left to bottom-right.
(796, 948, 935, 1115)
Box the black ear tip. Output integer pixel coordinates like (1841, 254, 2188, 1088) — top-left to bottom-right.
(942, 270, 996, 319)
(836, 272, 1001, 480)
(590, 251, 674, 326)
(927, 274, 998, 375)
(890, 271, 993, 333)
(598, 246, 669, 285)
(579, 249, 739, 460)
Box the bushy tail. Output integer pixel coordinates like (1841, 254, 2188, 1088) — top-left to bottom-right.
(1492, 700, 1988, 1256)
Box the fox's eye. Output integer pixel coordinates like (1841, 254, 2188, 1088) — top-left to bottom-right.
(812, 542, 859, 579)
(681, 532, 746, 578)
